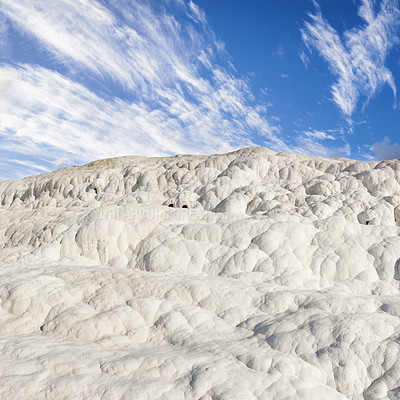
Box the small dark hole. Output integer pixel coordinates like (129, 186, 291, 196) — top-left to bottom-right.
(366, 221, 369, 225)
(40, 325, 44, 332)
(168, 204, 174, 208)
(182, 205, 188, 209)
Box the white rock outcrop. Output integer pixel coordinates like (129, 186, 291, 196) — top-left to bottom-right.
(1, 147, 400, 399)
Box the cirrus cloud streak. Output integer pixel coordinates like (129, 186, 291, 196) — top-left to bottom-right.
(302, 0, 400, 116)
(0, 0, 286, 179)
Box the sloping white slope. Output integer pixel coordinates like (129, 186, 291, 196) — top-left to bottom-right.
(1, 147, 400, 399)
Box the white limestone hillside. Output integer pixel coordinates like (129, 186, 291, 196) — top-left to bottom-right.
(1, 147, 400, 399)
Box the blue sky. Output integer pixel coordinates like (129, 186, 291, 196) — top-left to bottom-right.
(0, 0, 399, 180)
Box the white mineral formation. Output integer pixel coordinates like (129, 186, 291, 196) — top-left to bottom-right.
(1, 147, 400, 399)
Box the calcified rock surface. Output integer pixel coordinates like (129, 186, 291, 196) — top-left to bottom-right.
(1, 147, 400, 399)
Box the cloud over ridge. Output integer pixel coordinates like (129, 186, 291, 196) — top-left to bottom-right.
(0, 0, 285, 179)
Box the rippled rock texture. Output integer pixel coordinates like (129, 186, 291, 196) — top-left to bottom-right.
(1, 147, 400, 399)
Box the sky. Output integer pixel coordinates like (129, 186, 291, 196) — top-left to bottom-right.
(0, 0, 400, 180)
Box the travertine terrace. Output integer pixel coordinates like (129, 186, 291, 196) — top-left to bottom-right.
(1, 147, 400, 399)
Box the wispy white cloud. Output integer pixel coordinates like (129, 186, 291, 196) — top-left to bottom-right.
(299, 50, 310, 68)
(187, 0, 207, 25)
(294, 136, 351, 159)
(293, 127, 351, 159)
(0, 12, 8, 55)
(0, 64, 245, 163)
(302, 0, 400, 116)
(373, 136, 400, 160)
(273, 44, 285, 58)
(0, 0, 288, 179)
(9, 159, 50, 172)
(0, 65, 17, 94)
(0, 0, 197, 92)
(304, 129, 335, 140)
